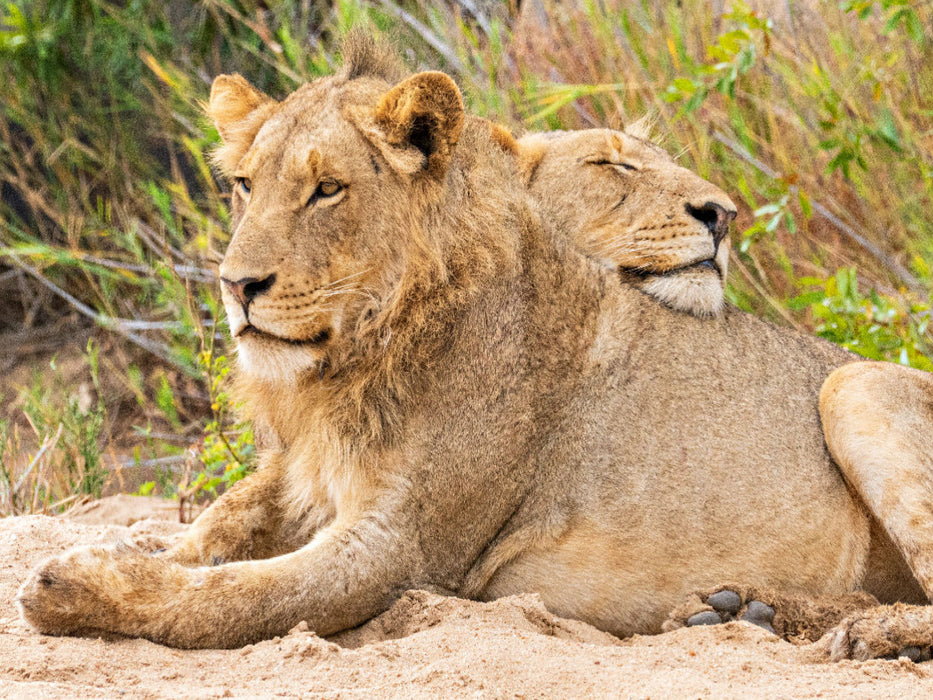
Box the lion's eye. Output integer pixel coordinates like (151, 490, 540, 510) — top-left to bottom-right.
(317, 180, 342, 197)
(587, 158, 639, 173)
(236, 177, 252, 195)
(308, 180, 343, 206)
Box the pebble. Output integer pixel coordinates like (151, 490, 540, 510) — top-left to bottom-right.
(707, 590, 742, 616)
(741, 601, 775, 634)
(898, 646, 922, 662)
(686, 611, 722, 627)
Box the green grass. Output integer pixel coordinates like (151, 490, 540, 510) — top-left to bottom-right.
(0, 0, 930, 512)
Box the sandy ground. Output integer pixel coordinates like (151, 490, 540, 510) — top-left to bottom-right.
(2, 498, 932, 698)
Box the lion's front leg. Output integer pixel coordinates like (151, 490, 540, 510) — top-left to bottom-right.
(17, 513, 418, 648)
(163, 452, 313, 566)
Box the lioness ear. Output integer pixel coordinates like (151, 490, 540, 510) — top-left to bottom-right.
(484, 120, 519, 157)
(370, 71, 464, 178)
(208, 74, 277, 176)
(514, 133, 549, 185)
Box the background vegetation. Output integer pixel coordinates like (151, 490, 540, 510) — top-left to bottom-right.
(1, 0, 931, 514)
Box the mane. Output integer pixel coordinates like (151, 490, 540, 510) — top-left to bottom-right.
(339, 30, 407, 83)
(237, 116, 525, 454)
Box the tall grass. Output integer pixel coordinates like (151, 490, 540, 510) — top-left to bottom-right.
(0, 0, 930, 512)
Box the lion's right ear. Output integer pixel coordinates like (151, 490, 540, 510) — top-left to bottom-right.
(207, 74, 277, 176)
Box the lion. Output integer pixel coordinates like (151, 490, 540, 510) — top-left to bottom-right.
(17, 39, 933, 661)
(516, 127, 733, 318)
(511, 126, 933, 658)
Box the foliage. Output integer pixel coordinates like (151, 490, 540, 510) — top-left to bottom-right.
(0, 0, 931, 512)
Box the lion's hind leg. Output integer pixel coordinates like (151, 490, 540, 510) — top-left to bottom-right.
(828, 604, 933, 661)
(818, 361, 933, 659)
(820, 362, 933, 595)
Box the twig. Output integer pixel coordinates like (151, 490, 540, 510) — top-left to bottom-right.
(6, 253, 186, 369)
(454, 0, 492, 36)
(712, 130, 921, 291)
(14, 423, 63, 498)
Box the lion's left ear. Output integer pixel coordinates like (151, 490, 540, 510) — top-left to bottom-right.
(365, 71, 464, 178)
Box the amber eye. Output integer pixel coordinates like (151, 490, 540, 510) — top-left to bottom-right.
(317, 180, 342, 197)
(308, 180, 343, 206)
(236, 177, 252, 195)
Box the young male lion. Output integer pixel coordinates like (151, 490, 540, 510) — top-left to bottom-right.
(17, 40, 933, 660)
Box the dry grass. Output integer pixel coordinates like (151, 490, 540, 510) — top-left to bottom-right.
(0, 0, 930, 511)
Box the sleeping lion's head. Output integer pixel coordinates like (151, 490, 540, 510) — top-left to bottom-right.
(518, 128, 737, 316)
(207, 46, 472, 382)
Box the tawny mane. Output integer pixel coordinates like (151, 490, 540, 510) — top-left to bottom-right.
(339, 30, 407, 83)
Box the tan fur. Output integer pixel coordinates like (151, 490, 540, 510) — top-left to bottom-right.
(518, 129, 735, 317)
(16, 50, 933, 656)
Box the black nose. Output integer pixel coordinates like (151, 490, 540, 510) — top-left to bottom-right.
(686, 202, 736, 247)
(221, 274, 276, 308)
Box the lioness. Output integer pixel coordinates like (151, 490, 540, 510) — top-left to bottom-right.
(516, 128, 732, 318)
(17, 40, 933, 660)
(513, 127, 933, 657)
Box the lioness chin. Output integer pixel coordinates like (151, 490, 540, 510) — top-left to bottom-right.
(17, 38, 933, 660)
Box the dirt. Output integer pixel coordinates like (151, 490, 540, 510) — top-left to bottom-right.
(2, 497, 932, 698)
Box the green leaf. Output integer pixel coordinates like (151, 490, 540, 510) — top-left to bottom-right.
(786, 290, 826, 310)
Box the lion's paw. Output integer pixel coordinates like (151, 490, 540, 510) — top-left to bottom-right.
(17, 546, 121, 636)
(672, 587, 776, 634)
(16, 544, 180, 638)
(828, 603, 933, 662)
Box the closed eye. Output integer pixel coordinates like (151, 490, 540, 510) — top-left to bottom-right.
(586, 159, 640, 173)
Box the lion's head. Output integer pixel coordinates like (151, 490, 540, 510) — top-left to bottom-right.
(207, 42, 520, 386)
(517, 128, 736, 316)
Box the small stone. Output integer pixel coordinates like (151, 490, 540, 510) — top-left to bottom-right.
(686, 611, 722, 627)
(707, 590, 742, 616)
(741, 601, 775, 625)
(899, 646, 923, 662)
(288, 620, 310, 635)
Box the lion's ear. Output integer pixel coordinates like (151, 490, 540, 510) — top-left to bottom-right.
(208, 74, 277, 176)
(369, 71, 464, 178)
(514, 134, 549, 185)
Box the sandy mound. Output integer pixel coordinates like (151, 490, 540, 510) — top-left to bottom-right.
(2, 502, 931, 698)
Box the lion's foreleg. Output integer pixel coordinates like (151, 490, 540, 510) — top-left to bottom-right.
(17, 518, 420, 648)
(820, 362, 933, 597)
(164, 452, 311, 566)
(17, 512, 419, 648)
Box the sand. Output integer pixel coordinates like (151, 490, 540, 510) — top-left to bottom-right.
(2, 497, 931, 698)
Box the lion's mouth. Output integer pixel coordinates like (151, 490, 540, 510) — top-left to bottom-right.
(623, 257, 720, 279)
(237, 324, 332, 346)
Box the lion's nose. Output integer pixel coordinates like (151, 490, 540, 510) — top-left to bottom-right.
(686, 201, 737, 247)
(221, 274, 276, 308)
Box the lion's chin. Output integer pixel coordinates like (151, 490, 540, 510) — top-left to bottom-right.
(235, 335, 324, 383)
(635, 269, 725, 317)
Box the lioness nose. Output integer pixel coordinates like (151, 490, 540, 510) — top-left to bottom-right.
(686, 202, 736, 246)
(221, 274, 276, 308)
